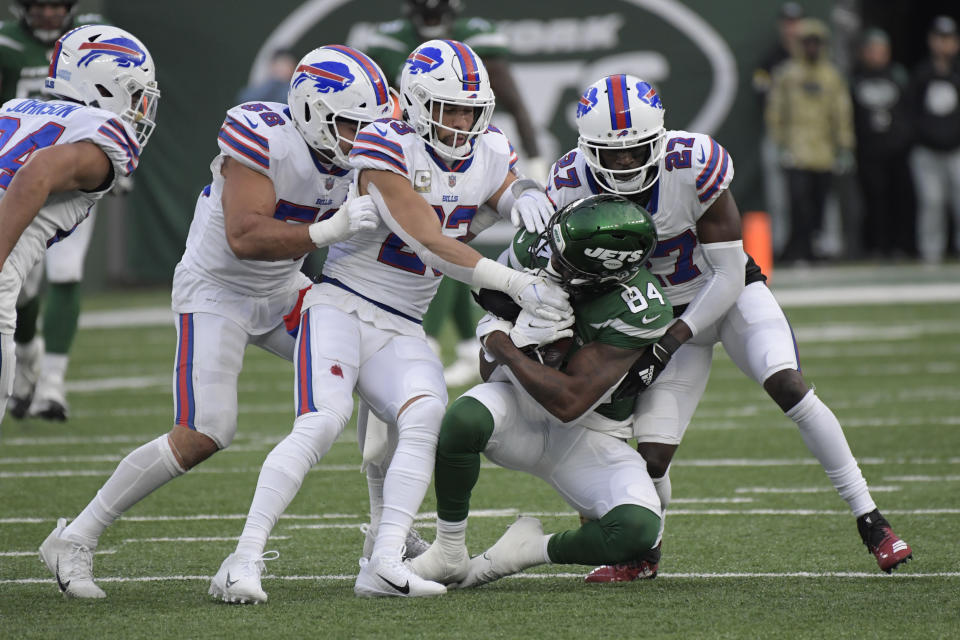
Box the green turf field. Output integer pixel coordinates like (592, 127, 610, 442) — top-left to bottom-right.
(2, 271, 959, 639)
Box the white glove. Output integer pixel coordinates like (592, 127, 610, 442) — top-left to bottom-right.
(308, 194, 378, 248)
(510, 189, 554, 233)
(472, 258, 572, 322)
(509, 309, 573, 350)
(475, 312, 513, 350)
(512, 271, 571, 322)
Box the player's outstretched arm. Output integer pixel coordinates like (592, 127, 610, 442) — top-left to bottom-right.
(221, 157, 375, 261)
(483, 330, 642, 423)
(0, 141, 111, 270)
(361, 169, 571, 321)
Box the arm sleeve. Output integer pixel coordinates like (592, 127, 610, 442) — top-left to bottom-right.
(677, 240, 746, 337)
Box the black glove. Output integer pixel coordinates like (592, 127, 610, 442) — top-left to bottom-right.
(612, 334, 682, 401)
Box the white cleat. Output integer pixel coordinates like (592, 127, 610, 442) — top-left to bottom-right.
(409, 541, 469, 585)
(460, 516, 547, 588)
(354, 551, 447, 598)
(29, 373, 69, 421)
(10, 338, 42, 419)
(39, 518, 105, 599)
(209, 551, 279, 604)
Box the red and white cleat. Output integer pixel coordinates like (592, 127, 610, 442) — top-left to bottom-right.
(857, 510, 913, 573)
(584, 543, 660, 583)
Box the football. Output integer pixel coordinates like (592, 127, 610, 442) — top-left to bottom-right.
(533, 336, 575, 369)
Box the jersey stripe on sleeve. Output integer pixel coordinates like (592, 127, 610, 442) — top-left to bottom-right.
(697, 142, 730, 202)
(350, 131, 408, 176)
(218, 116, 270, 169)
(97, 118, 140, 174)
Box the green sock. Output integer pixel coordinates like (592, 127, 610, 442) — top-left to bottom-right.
(422, 276, 457, 337)
(435, 396, 495, 522)
(547, 504, 660, 566)
(14, 294, 41, 344)
(42, 282, 81, 354)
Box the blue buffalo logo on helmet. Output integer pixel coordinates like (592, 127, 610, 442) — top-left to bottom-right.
(77, 37, 147, 68)
(576, 86, 599, 118)
(405, 46, 444, 75)
(635, 81, 663, 110)
(292, 60, 355, 93)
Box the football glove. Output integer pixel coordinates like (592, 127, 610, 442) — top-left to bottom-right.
(611, 333, 682, 400)
(511, 188, 554, 234)
(476, 312, 514, 351)
(509, 309, 574, 350)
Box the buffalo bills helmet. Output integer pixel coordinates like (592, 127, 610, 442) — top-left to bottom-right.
(44, 25, 160, 146)
(288, 45, 392, 167)
(575, 74, 666, 195)
(400, 39, 494, 159)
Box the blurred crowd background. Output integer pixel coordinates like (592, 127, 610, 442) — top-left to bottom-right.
(3, 0, 959, 288)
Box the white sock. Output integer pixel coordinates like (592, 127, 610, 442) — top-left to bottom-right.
(235, 410, 343, 558)
(787, 390, 876, 516)
(372, 397, 443, 559)
(41, 352, 68, 382)
(63, 434, 186, 548)
(652, 470, 671, 547)
(362, 462, 385, 559)
(435, 518, 467, 553)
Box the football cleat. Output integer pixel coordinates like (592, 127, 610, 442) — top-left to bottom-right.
(584, 543, 661, 583)
(857, 510, 913, 573)
(360, 523, 431, 561)
(28, 373, 69, 421)
(409, 540, 470, 585)
(459, 516, 547, 588)
(209, 551, 279, 604)
(354, 549, 447, 598)
(39, 518, 105, 599)
(10, 338, 42, 419)
(403, 528, 431, 560)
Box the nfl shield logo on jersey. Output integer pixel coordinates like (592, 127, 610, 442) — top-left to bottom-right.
(448, 175, 457, 187)
(325, 177, 335, 190)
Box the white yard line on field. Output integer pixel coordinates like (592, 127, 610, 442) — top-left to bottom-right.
(3, 571, 958, 586)
(735, 486, 901, 494)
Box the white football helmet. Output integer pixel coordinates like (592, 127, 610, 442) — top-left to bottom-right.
(288, 45, 393, 167)
(576, 74, 666, 195)
(399, 39, 494, 159)
(44, 24, 160, 147)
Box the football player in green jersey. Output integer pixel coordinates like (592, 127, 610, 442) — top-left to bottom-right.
(409, 194, 672, 587)
(350, 0, 546, 387)
(0, 0, 111, 420)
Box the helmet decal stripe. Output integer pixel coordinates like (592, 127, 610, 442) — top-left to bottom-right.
(323, 45, 389, 106)
(78, 41, 141, 56)
(48, 38, 63, 79)
(605, 74, 631, 131)
(444, 40, 481, 91)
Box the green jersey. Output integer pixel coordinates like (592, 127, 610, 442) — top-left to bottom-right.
(506, 229, 673, 425)
(362, 17, 509, 85)
(0, 13, 105, 102)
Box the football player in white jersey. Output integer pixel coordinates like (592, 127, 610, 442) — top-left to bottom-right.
(215, 39, 568, 601)
(37, 45, 387, 600)
(547, 74, 912, 580)
(0, 24, 156, 426)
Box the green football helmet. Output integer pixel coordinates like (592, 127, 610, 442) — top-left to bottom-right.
(539, 193, 657, 293)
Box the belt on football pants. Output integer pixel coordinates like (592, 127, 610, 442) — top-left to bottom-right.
(319, 275, 422, 325)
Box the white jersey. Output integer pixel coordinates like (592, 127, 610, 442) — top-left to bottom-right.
(0, 98, 139, 334)
(317, 119, 517, 323)
(177, 101, 352, 297)
(546, 130, 734, 306)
